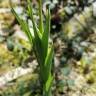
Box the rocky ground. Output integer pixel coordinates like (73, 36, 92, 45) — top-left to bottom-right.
(0, 0, 96, 96)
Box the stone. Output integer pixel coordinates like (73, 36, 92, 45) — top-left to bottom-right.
(93, 2, 96, 17)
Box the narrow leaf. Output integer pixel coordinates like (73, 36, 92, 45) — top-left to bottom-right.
(38, 0, 44, 33)
(42, 7, 51, 59)
(11, 8, 33, 43)
(45, 74, 53, 94)
(44, 46, 54, 81)
(27, 0, 41, 40)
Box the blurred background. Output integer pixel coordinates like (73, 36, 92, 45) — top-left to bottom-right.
(0, 0, 96, 96)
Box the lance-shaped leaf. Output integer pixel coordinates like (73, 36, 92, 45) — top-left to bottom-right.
(11, 8, 33, 44)
(27, 0, 44, 63)
(42, 7, 51, 60)
(27, 0, 41, 40)
(38, 0, 44, 33)
(44, 46, 54, 81)
(45, 73, 53, 95)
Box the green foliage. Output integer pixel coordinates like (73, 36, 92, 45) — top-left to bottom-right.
(11, 0, 54, 95)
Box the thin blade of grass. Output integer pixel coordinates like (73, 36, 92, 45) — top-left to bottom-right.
(45, 73, 53, 95)
(38, 0, 44, 33)
(27, 0, 41, 39)
(42, 7, 50, 59)
(44, 46, 54, 82)
(11, 8, 33, 44)
(27, 0, 43, 63)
